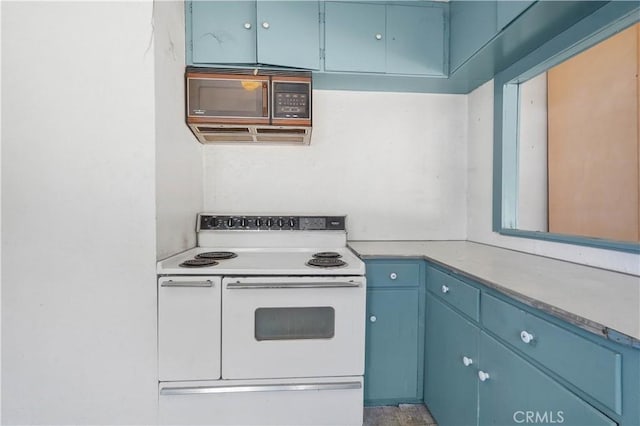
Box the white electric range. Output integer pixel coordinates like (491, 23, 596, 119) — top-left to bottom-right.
(156, 214, 366, 426)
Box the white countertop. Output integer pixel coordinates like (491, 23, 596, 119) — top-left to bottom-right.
(348, 240, 640, 343)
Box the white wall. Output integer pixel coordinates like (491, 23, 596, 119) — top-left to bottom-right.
(154, 1, 203, 260)
(2, 2, 157, 424)
(518, 72, 548, 232)
(467, 80, 640, 275)
(204, 90, 468, 240)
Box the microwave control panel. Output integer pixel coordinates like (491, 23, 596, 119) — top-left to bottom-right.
(273, 82, 310, 119)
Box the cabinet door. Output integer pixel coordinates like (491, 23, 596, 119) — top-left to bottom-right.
(425, 297, 479, 426)
(449, 1, 497, 72)
(365, 288, 419, 403)
(325, 2, 386, 73)
(387, 5, 445, 75)
(478, 332, 616, 426)
(158, 277, 222, 381)
(256, 1, 320, 70)
(191, 1, 256, 64)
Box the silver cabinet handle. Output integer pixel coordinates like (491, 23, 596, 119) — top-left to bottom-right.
(262, 21, 270, 29)
(370, 315, 377, 323)
(389, 272, 397, 280)
(160, 381, 361, 395)
(375, 33, 383, 40)
(226, 282, 362, 289)
(441, 285, 450, 294)
(243, 22, 252, 30)
(161, 280, 213, 287)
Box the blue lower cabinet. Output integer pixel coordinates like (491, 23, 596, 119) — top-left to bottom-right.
(423, 263, 632, 426)
(478, 332, 616, 426)
(365, 288, 420, 404)
(364, 259, 425, 405)
(425, 296, 479, 426)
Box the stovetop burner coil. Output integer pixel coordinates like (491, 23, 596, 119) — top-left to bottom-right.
(196, 251, 238, 260)
(306, 258, 348, 268)
(312, 251, 342, 259)
(180, 258, 219, 268)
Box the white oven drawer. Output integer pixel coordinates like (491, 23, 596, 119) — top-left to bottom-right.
(158, 276, 222, 381)
(222, 276, 366, 379)
(159, 377, 363, 426)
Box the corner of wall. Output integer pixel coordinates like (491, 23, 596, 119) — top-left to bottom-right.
(154, 0, 204, 260)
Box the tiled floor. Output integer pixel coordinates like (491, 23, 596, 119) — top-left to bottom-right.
(363, 404, 437, 426)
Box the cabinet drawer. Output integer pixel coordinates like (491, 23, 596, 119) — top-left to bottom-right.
(479, 332, 616, 426)
(366, 261, 421, 288)
(482, 293, 622, 414)
(427, 267, 479, 321)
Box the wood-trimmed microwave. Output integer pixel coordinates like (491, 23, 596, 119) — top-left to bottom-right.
(186, 67, 312, 145)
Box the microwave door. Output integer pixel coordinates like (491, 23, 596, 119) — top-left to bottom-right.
(188, 75, 270, 124)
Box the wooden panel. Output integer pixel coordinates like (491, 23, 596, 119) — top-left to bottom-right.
(547, 23, 639, 242)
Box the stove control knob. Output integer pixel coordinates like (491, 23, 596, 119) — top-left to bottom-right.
(277, 218, 284, 228)
(226, 218, 234, 228)
(256, 218, 263, 227)
(266, 218, 274, 228)
(212, 217, 220, 228)
(240, 218, 247, 228)
(288, 218, 296, 228)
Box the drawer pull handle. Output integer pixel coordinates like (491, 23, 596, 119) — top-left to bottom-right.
(520, 330, 534, 344)
(389, 273, 397, 280)
(462, 356, 473, 367)
(441, 285, 450, 294)
(478, 371, 490, 382)
(370, 315, 377, 323)
(375, 33, 383, 40)
(243, 22, 252, 30)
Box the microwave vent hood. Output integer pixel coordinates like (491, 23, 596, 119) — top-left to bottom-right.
(186, 67, 312, 145)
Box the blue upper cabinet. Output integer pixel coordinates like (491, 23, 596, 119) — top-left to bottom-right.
(496, 0, 535, 31)
(188, 1, 321, 70)
(387, 4, 446, 75)
(324, 2, 387, 73)
(325, 2, 447, 76)
(449, 1, 497, 72)
(191, 1, 257, 64)
(256, 1, 320, 70)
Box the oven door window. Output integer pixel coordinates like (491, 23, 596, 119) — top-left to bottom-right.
(254, 307, 335, 341)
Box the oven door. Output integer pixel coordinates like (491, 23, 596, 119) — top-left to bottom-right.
(221, 276, 366, 379)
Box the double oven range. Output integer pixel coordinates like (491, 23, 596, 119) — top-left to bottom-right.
(156, 214, 366, 426)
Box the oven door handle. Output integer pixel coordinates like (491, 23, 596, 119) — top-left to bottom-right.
(226, 281, 362, 289)
(161, 280, 214, 288)
(160, 381, 362, 395)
